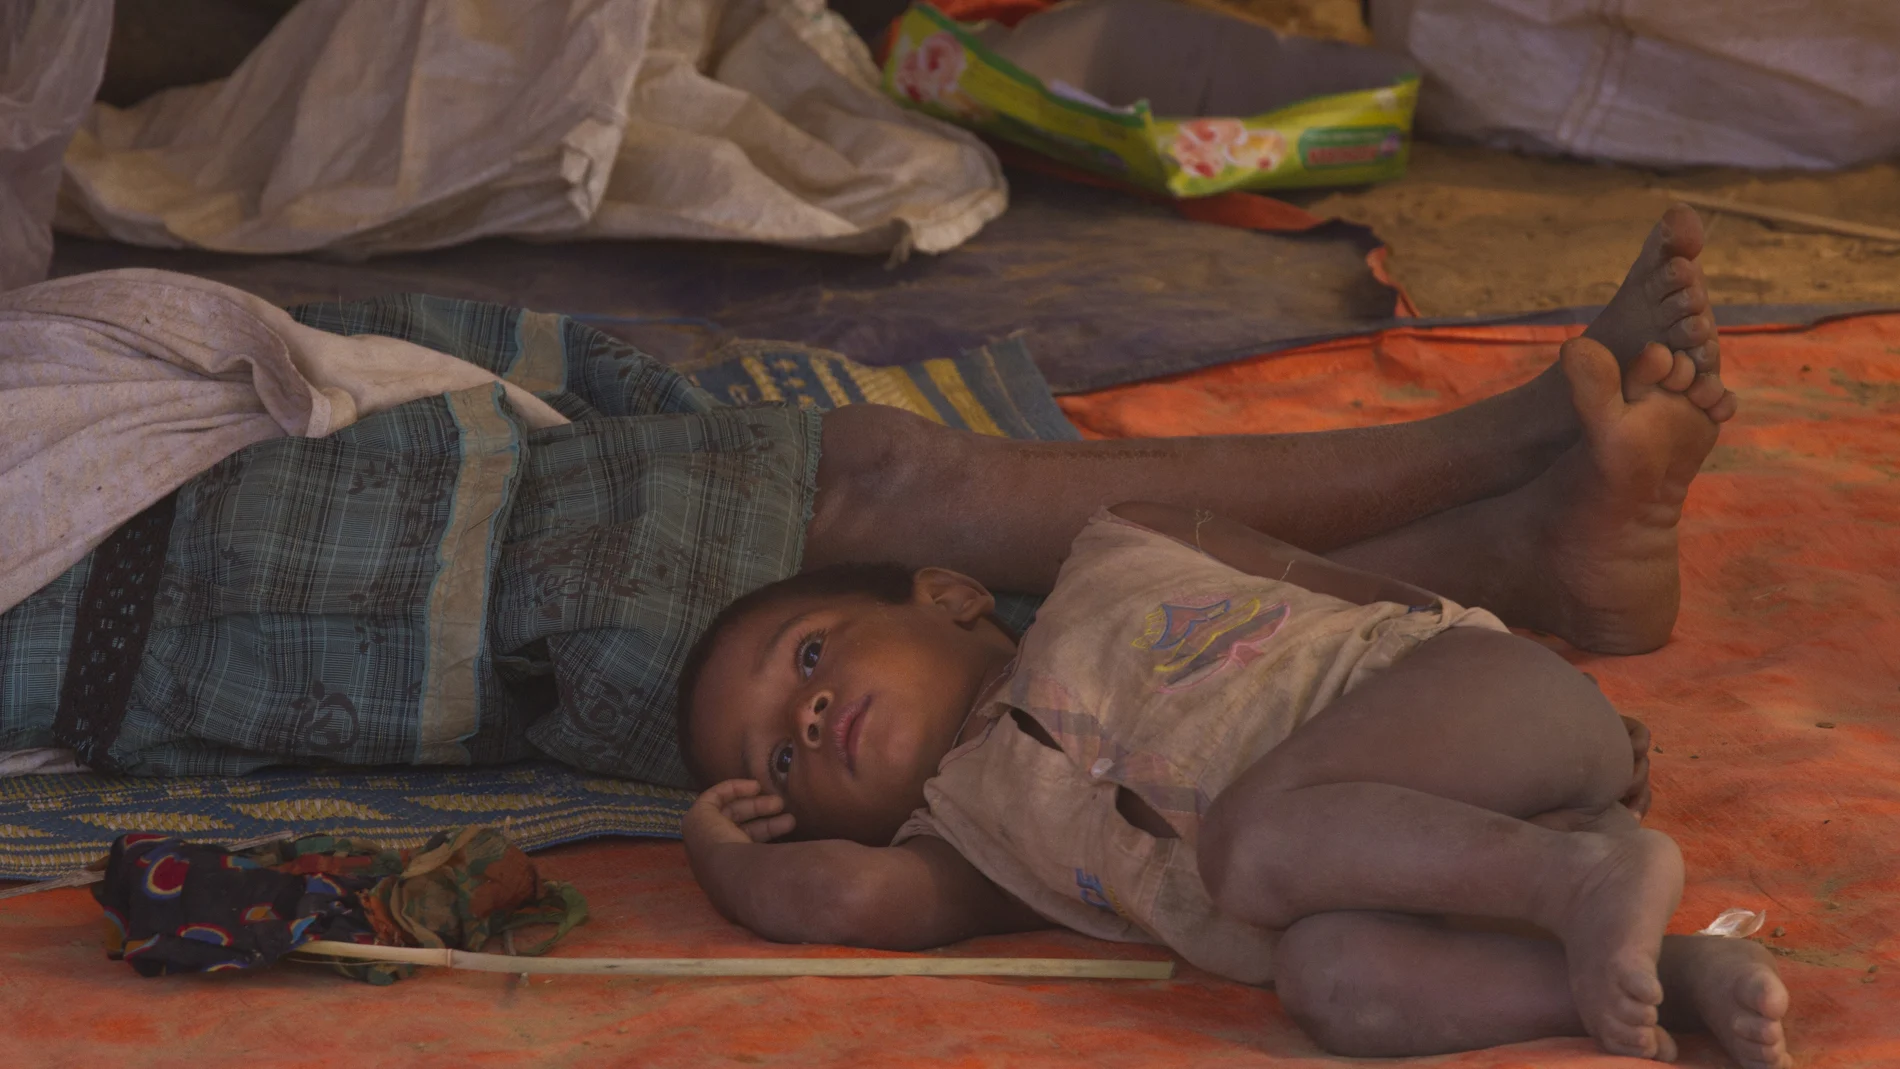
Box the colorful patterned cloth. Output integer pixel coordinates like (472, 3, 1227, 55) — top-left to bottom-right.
(94, 826, 586, 984)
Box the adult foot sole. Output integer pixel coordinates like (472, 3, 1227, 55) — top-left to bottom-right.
(1502, 336, 1722, 653)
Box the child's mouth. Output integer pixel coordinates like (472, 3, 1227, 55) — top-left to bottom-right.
(831, 694, 870, 774)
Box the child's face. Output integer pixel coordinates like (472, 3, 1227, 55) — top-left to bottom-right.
(688, 570, 1013, 845)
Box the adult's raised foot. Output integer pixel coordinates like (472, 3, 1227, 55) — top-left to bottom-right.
(1584, 204, 1722, 384)
(1498, 335, 1721, 653)
(1659, 935, 1794, 1069)
(1550, 828, 1685, 1060)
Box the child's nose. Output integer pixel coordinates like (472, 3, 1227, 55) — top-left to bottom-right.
(797, 692, 832, 749)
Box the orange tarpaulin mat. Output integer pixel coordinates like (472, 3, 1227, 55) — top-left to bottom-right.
(3, 315, 1897, 1067)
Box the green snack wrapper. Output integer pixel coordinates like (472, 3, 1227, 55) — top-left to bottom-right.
(885, 0, 1419, 196)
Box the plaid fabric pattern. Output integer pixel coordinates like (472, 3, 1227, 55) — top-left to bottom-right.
(0, 561, 92, 751)
(2, 297, 819, 786)
(108, 388, 527, 774)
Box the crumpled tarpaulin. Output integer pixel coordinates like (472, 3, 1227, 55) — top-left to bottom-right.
(1370, 0, 1900, 169)
(94, 826, 587, 984)
(53, 0, 1004, 261)
(0, 0, 108, 291)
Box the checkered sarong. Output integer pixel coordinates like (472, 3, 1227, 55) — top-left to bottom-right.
(1, 297, 819, 787)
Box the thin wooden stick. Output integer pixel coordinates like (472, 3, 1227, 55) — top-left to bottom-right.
(0, 871, 100, 901)
(296, 940, 1174, 979)
(1666, 190, 1900, 243)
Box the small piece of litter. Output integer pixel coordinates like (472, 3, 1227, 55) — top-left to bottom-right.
(1817, 722, 1836, 729)
(1871, 965, 1880, 973)
(1698, 908, 1767, 938)
(1771, 926, 1786, 938)
(1863, 975, 1878, 984)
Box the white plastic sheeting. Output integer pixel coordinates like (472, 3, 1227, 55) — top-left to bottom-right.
(1372, 0, 1900, 170)
(0, 0, 110, 291)
(53, 0, 1005, 259)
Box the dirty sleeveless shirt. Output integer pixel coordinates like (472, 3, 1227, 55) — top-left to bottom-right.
(894, 511, 1507, 983)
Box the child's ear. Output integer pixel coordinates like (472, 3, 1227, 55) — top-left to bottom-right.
(912, 567, 996, 626)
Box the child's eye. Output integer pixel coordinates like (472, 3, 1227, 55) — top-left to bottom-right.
(795, 631, 825, 678)
(770, 741, 794, 782)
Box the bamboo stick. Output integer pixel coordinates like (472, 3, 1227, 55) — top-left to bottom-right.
(296, 940, 1175, 979)
(1666, 190, 1900, 243)
(0, 871, 100, 901)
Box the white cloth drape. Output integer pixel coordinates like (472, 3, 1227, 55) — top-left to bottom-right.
(1373, 0, 1900, 169)
(53, 0, 1006, 259)
(0, 0, 110, 291)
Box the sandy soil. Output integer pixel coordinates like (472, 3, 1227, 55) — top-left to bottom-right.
(1206, 0, 1900, 316)
(1307, 146, 1900, 316)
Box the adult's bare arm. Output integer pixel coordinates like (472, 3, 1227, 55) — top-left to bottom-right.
(1106, 501, 1438, 608)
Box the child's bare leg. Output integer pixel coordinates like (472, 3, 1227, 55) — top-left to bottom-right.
(1197, 627, 1683, 1058)
(1274, 912, 1588, 1056)
(1275, 913, 1791, 1069)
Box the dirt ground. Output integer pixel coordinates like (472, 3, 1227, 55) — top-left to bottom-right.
(1207, 0, 1900, 316)
(1308, 145, 1900, 317)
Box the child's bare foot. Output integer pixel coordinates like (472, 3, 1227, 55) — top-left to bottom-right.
(1498, 336, 1722, 653)
(1549, 829, 1685, 1060)
(1581, 204, 1732, 419)
(1659, 935, 1793, 1069)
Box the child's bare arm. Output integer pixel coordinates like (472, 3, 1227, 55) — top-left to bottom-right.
(683, 780, 1047, 950)
(1107, 501, 1437, 608)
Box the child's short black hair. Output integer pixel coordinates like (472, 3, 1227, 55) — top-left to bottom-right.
(674, 562, 917, 787)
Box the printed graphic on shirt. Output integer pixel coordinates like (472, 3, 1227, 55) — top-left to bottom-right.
(1075, 868, 1124, 915)
(1133, 595, 1290, 692)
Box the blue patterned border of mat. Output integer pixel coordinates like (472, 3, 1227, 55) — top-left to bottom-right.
(684, 335, 1079, 441)
(0, 762, 694, 880)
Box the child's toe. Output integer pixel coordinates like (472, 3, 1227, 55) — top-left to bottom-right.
(1651, 1025, 1679, 1063)
(1596, 1020, 1653, 1057)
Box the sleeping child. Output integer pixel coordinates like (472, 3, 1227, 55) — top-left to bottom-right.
(674, 338, 1791, 1069)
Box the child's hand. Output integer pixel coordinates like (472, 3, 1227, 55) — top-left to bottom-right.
(684, 779, 796, 849)
(1619, 716, 1652, 819)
